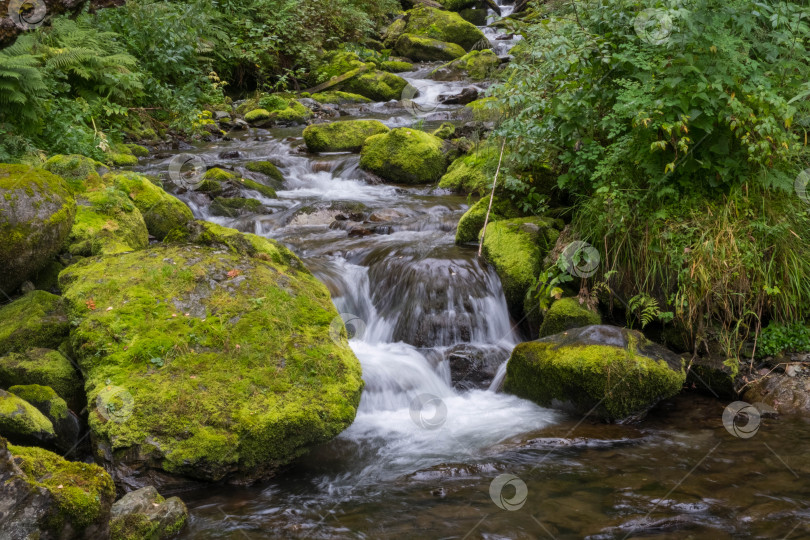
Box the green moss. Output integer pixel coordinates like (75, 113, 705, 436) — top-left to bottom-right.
(108, 153, 139, 167)
(459, 7, 488, 26)
(58, 227, 363, 482)
(245, 161, 285, 183)
(66, 187, 149, 256)
(110, 513, 155, 540)
(210, 197, 263, 217)
(311, 51, 368, 86)
(432, 49, 500, 81)
(237, 178, 278, 199)
(273, 101, 313, 123)
(360, 128, 448, 184)
(0, 389, 56, 440)
(464, 97, 502, 122)
(258, 94, 290, 112)
(383, 18, 408, 48)
(439, 143, 502, 195)
(539, 298, 601, 337)
(0, 291, 69, 356)
(310, 91, 372, 105)
(304, 120, 390, 153)
(43, 154, 107, 192)
(107, 172, 194, 240)
(437, 0, 478, 10)
(504, 329, 686, 420)
(380, 60, 414, 73)
(9, 443, 115, 531)
(245, 109, 271, 123)
(0, 348, 82, 409)
(9, 384, 69, 421)
(455, 195, 520, 244)
(125, 144, 150, 157)
(395, 33, 466, 62)
(481, 217, 560, 316)
(432, 122, 456, 140)
(403, 5, 486, 50)
(339, 70, 408, 102)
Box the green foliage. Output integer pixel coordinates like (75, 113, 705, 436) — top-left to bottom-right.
(757, 321, 810, 358)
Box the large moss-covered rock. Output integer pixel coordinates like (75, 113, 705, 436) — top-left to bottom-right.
(401, 6, 486, 50)
(481, 217, 560, 317)
(8, 384, 81, 454)
(0, 348, 83, 411)
(0, 291, 69, 356)
(431, 49, 500, 81)
(0, 389, 56, 446)
(304, 120, 390, 153)
(244, 101, 312, 126)
(505, 325, 686, 421)
(340, 70, 408, 101)
(310, 52, 408, 101)
(107, 172, 194, 240)
(58, 226, 363, 485)
(360, 128, 449, 184)
(66, 187, 149, 256)
(440, 143, 502, 195)
(109, 486, 187, 540)
(0, 165, 76, 293)
(539, 298, 601, 338)
(395, 33, 466, 62)
(43, 154, 108, 192)
(455, 195, 520, 244)
(4, 441, 115, 538)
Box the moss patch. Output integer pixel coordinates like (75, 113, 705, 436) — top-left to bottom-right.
(107, 172, 194, 241)
(455, 195, 520, 244)
(9, 384, 68, 421)
(0, 291, 69, 356)
(402, 5, 486, 50)
(439, 143, 503, 195)
(395, 33, 466, 62)
(539, 298, 601, 337)
(0, 389, 56, 443)
(210, 197, 264, 217)
(43, 154, 108, 192)
(340, 70, 408, 102)
(0, 348, 83, 410)
(360, 128, 448, 184)
(304, 120, 390, 153)
(58, 228, 363, 483)
(310, 91, 372, 105)
(432, 49, 500, 81)
(380, 60, 414, 73)
(245, 161, 285, 184)
(66, 187, 149, 256)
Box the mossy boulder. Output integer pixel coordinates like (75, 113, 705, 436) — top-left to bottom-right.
(0, 164, 76, 293)
(237, 178, 278, 199)
(395, 33, 466, 62)
(340, 70, 408, 102)
(210, 197, 264, 217)
(431, 49, 500, 81)
(109, 486, 188, 540)
(0, 291, 69, 356)
(0, 348, 83, 411)
(58, 227, 363, 485)
(107, 172, 194, 240)
(401, 6, 486, 50)
(5, 441, 116, 538)
(310, 91, 372, 105)
(67, 187, 149, 256)
(0, 389, 56, 446)
(244, 109, 272, 124)
(43, 154, 108, 192)
(304, 120, 390, 153)
(245, 161, 285, 184)
(455, 195, 520, 244)
(464, 97, 502, 122)
(245, 101, 312, 125)
(8, 384, 81, 454)
(125, 144, 150, 158)
(432, 122, 456, 139)
(108, 153, 139, 167)
(360, 128, 449, 184)
(481, 217, 560, 317)
(311, 51, 368, 86)
(380, 60, 414, 73)
(505, 325, 686, 421)
(440, 143, 503, 195)
(539, 298, 602, 338)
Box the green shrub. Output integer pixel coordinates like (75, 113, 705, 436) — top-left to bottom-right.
(757, 322, 810, 358)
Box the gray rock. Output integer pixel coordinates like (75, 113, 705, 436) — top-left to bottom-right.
(109, 486, 188, 539)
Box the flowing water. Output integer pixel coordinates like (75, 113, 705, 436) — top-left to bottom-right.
(135, 4, 810, 538)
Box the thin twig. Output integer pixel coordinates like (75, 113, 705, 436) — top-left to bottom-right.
(478, 139, 507, 258)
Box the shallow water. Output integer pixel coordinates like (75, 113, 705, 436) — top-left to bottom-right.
(135, 3, 810, 538)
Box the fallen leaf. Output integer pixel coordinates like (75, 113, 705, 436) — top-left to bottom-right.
(227, 269, 241, 279)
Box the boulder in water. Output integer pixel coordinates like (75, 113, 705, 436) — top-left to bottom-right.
(209, 196, 265, 217)
(505, 325, 687, 421)
(109, 486, 188, 539)
(439, 87, 480, 105)
(360, 128, 449, 184)
(0, 164, 76, 293)
(539, 298, 601, 337)
(395, 33, 466, 62)
(455, 195, 520, 244)
(439, 143, 504, 195)
(245, 160, 285, 185)
(398, 6, 487, 51)
(303, 120, 390, 153)
(340, 70, 409, 101)
(744, 370, 810, 415)
(431, 50, 501, 81)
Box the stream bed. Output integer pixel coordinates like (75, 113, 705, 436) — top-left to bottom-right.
(133, 3, 810, 538)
